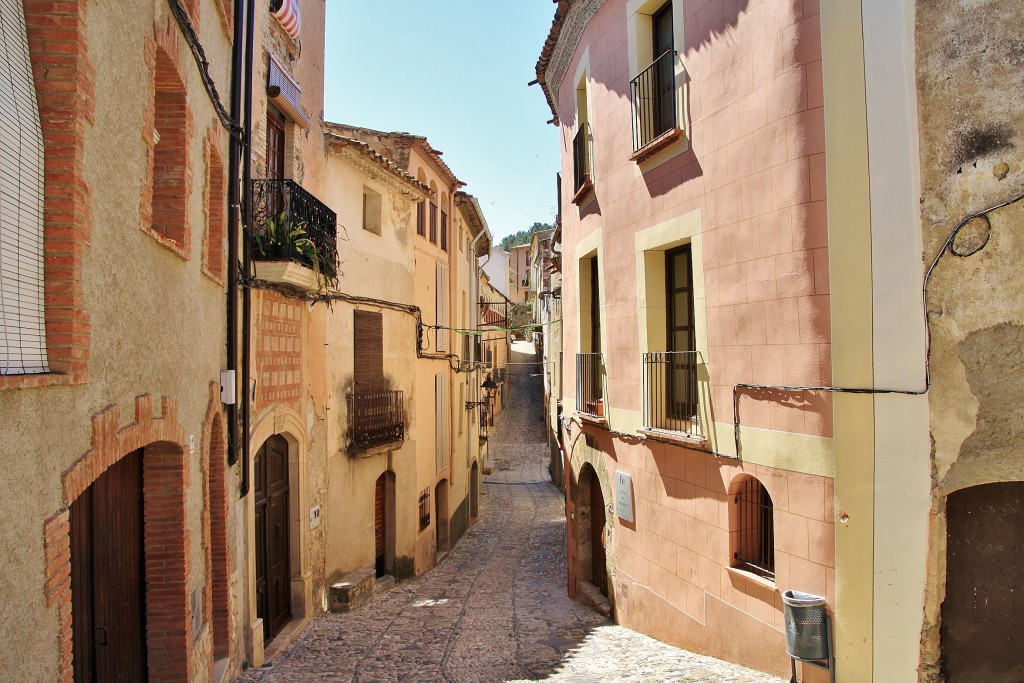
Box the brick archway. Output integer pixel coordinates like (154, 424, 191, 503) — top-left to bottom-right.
(43, 395, 192, 683)
(201, 382, 232, 661)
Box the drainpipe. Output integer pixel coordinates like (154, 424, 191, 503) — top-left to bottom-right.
(239, 0, 256, 497)
(226, 0, 249, 467)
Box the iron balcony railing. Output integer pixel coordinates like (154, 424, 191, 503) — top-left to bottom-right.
(576, 353, 604, 417)
(572, 123, 592, 194)
(348, 390, 404, 448)
(479, 299, 509, 328)
(630, 50, 678, 152)
(251, 178, 338, 273)
(642, 351, 701, 437)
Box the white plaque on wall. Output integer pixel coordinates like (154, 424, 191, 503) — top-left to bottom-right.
(615, 470, 634, 522)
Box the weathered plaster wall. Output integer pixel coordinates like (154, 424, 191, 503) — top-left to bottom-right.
(914, 1, 1024, 679)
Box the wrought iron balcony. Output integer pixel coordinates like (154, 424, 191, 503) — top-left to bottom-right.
(642, 351, 702, 438)
(576, 353, 605, 417)
(348, 390, 405, 449)
(630, 50, 679, 152)
(572, 123, 593, 196)
(251, 178, 338, 286)
(479, 299, 510, 328)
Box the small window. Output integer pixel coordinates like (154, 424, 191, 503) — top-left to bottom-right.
(362, 187, 382, 235)
(731, 477, 775, 580)
(429, 201, 438, 243)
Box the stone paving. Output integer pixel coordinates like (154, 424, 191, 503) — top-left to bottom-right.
(238, 341, 784, 683)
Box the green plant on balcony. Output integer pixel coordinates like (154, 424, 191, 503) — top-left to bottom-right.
(253, 212, 338, 291)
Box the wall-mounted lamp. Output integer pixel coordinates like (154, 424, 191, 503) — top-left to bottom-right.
(465, 376, 498, 411)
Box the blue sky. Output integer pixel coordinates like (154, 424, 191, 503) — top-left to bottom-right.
(323, 1, 560, 243)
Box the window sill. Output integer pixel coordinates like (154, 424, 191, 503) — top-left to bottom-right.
(578, 411, 607, 426)
(349, 438, 405, 458)
(0, 370, 85, 391)
(142, 225, 190, 260)
(636, 427, 707, 448)
(629, 127, 685, 163)
(571, 177, 594, 206)
(725, 565, 777, 592)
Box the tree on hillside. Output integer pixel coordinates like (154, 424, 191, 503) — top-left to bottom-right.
(499, 222, 554, 252)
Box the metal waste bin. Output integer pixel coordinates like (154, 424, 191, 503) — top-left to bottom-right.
(782, 589, 828, 661)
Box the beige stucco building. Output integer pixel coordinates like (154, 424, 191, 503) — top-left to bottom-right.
(0, 0, 241, 680)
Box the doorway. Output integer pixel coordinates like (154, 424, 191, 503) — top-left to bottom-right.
(374, 471, 395, 578)
(70, 449, 147, 682)
(941, 482, 1024, 681)
(435, 479, 450, 552)
(577, 464, 608, 597)
(255, 434, 291, 643)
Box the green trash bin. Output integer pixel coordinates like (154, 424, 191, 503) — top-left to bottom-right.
(782, 589, 828, 661)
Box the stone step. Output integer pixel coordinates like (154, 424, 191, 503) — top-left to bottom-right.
(328, 566, 375, 613)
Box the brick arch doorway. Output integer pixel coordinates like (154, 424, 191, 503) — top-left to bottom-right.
(69, 442, 190, 682)
(254, 434, 291, 642)
(375, 471, 396, 577)
(941, 481, 1024, 681)
(576, 463, 608, 597)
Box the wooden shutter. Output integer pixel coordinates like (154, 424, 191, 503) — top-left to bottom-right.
(435, 264, 449, 353)
(353, 310, 383, 393)
(435, 374, 449, 473)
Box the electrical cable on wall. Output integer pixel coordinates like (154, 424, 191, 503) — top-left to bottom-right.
(730, 188, 1024, 458)
(166, 0, 242, 139)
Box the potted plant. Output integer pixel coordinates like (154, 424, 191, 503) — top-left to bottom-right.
(253, 212, 338, 291)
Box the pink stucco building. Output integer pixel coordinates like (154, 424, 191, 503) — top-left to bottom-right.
(537, 0, 834, 677)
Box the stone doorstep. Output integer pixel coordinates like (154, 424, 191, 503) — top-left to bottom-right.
(328, 566, 376, 613)
(373, 574, 395, 596)
(577, 580, 612, 618)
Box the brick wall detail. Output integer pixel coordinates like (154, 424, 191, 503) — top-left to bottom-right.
(202, 126, 227, 284)
(140, 20, 193, 259)
(256, 292, 304, 412)
(43, 395, 192, 682)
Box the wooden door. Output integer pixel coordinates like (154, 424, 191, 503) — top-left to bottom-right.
(266, 109, 285, 181)
(591, 478, 608, 597)
(667, 245, 697, 419)
(255, 435, 291, 642)
(374, 475, 386, 577)
(941, 482, 1024, 681)
(71, 450, 147, 683)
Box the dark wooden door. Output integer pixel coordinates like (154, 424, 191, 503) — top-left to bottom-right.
(652, 2, 675, 134)
(667, 245, 697, 419)
(266, 109, 286, 182)
(71, 449, 147, 683)
(941, 482, 1024, 682)
(255, 435, 291, 642)
(374, 475, 386, 577)
(591, 479, 608, 597)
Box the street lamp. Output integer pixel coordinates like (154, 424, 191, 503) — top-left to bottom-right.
(465, 376, 498, 411)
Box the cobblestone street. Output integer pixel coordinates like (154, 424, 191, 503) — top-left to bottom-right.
(239, 342, 784, 683)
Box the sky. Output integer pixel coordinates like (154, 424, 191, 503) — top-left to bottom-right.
(323, 1, 561, 245)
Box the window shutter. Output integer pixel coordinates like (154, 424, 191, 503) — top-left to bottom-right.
(0, 0, 48, 375)
(435, 374, 449, 473)
(435, 264, 449, 353)
(353, 310, 383, 392)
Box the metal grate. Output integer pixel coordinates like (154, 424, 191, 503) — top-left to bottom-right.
(251, 178, 338, 275)
(348, 390, 404, 448)
(642, 351, 700, 436)
(734, 478, 775, 580)
(576, 353, 604, 416)
(572, 123, 592, 194)
(418, 488, 431, 531)
(630, 50, 678, 151)
(0, 0, 48, 376)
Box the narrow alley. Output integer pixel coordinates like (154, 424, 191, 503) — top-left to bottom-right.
(239, 342, 783, 683)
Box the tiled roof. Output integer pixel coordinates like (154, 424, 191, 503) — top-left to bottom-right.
(323, 122, 464, 190)
(324, 129, 430, 194)
(533, 1, 572, 125)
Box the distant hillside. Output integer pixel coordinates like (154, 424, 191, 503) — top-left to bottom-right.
(499, 222, 553, 252)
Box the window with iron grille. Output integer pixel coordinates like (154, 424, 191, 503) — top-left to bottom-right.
(418, 488, 431, 530)
(732, 477, 775, 580)
(416, 201, 426, 237)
